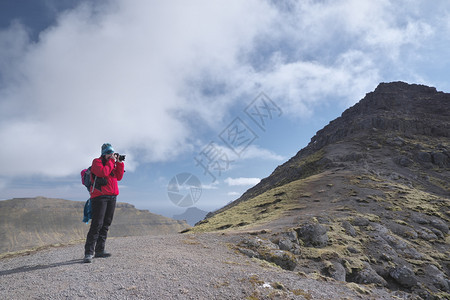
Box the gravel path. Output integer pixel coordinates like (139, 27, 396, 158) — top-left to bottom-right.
(0, 233, 407, 299)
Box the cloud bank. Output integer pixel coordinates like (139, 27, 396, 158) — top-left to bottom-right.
(0, 0, 446, 179)
(225, 177, 261, 187)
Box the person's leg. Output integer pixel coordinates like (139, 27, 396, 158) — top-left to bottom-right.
(84, 197, 108, 256)
(95, 196, 116, 255)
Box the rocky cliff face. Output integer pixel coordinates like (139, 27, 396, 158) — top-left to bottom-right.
(0, 197, 189, 254)
(310, 82, 449, 150)
(193, 82, 449, 298)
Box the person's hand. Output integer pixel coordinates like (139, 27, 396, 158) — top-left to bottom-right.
(115, 153, 125, 163)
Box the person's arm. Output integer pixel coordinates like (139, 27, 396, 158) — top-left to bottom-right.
(91, 158, 115, 177)
(115, 161, 125, 181)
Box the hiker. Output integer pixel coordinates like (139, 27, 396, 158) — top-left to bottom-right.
(84, 143, 125, 263)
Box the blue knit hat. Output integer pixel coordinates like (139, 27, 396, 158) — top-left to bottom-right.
(101, 143, 115, 156)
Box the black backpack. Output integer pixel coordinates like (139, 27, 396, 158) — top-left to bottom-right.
(81, 166, 107, 192)
(81, 167, 92, 192)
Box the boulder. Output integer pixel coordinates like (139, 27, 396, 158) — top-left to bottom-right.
(350, 262, 388, 286)
(324, 260, 346, 281)
(238, 236, 297, 270)
(383, 234, 407, 250)
(237, 247, 259, 258)
(371, 223, 390, 234)
(417, 152, 432, 163)
(295, 222, 328, 247)
(383, 234, 423, 259)
(430, 227, 445, 240)
(430, 218, 449, 235)
(417, 227, 438, 241)
(278, 238, 301, 255)
(351, 217, 370, 227)
(285, 230, 298, 242)
(262, 249, 297, 271)
(431, 152, 448, 167)
(347, 247, 360, 254)
(424, 265, 449, 292)
(394, 155, 413, 167)
(278, 238, 294, 251)
(390, 223, 418, 239)
(342, 221, 357, 237)
(411, 214, 429, 225)
(390, 266, 418, 288)
(367, 235, 399, 261)
(386, 136, 406, 146)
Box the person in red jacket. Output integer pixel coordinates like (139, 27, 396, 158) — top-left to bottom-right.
(84, 143, 125, 263)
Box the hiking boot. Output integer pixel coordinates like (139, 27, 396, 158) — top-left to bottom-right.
(83, 254, 93, 263)
(94, 251, 112, 258)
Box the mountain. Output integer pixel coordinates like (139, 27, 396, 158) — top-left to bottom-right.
(190, 82, 449, 298)
(0, 197, 189, 255)
(173, 207, 208, 226)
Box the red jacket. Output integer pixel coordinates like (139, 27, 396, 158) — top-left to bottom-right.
(89, 157, 125, 198)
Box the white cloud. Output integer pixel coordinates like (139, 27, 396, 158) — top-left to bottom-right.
(0, 0, 446, 180)
(252, 50, 379, 111)
(235, 0, 439, 110)
(224, 177, 261, 187)
(193, 141, 284, 176)
(241, 145, 285, 161)
(0, 0, 274, 177)
(201, 182, 219, 190)
(227, 191, 241, 197)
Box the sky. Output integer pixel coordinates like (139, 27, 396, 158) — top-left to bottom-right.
(0, 0, 449, 218)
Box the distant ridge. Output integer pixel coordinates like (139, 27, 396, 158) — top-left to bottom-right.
(173, 207, 208, 226)
(0, 197, 189, 254)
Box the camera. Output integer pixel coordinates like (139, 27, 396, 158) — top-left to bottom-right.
(114, 153, 126, 161)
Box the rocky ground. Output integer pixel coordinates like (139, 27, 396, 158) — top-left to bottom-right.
(0, 232, 415, 300)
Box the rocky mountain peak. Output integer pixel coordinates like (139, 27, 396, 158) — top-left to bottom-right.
(203, 81, 449, 222)
(309, 81, 449, 153)
(208, 82, 449, 216)
(349, 81, 446, 118)
(373, 81, 438, 95)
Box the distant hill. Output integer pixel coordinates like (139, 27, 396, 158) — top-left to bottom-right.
(173, 207, 208, 226)
(0, 197, 189, 254)
(191, 82, 449, 297)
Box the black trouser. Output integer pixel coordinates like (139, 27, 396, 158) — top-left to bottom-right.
(84, 195, 116, 255)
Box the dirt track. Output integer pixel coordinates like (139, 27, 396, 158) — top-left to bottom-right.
(0, 233, 408, 299)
